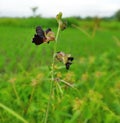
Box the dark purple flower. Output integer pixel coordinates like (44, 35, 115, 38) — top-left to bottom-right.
(32, 26, 55, 45)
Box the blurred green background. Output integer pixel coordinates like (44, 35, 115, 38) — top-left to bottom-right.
(0, 11, 120, 123)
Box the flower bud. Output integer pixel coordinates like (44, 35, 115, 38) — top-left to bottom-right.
(56, 12, 62, 22)
(56, 12, 67, 30)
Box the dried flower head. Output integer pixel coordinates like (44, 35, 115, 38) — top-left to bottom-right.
(32, 26, 55, 45)
(55, 51, 74, 70)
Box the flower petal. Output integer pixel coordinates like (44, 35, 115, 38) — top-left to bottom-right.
(45, 28, 52, 34)
(32, 34, 44, 45)
(65, 62, 72, 70)
(36, 26, 45, 38)
(45, 29, 55, 42)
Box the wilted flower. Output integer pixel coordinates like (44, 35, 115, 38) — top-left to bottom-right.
(32, 26, 55, 45)
(55, 51, 74, 70)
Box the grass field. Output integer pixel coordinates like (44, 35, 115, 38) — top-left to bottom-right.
(0, 17, 120, 123)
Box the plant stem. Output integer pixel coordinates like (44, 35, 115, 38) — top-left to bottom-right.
(44, 23, 61, 123)
(51, 24, 61, 79)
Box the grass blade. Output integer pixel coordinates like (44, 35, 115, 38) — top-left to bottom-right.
(0, 103, 28, 123)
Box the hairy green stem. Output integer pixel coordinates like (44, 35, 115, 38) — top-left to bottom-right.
(52, 24, 61, 79)
(44, 23, 61, 123)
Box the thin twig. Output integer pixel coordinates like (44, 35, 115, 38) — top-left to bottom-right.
(60, 79, 74, 88)
(60, 79, 80, 94)
(56, 82, 63, 94)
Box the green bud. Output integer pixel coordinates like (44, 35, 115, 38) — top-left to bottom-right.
(56, 12, 63, 22)
(56, 12, 67, 30)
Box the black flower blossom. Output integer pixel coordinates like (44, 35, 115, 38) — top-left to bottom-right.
(32, 26, 55, 45)
(55, 51, 74, 70)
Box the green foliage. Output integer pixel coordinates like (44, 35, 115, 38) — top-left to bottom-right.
(0, 17, 79, 28)
(0, 18, 120, 123)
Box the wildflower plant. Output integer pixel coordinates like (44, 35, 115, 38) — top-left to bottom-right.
(32, 12, 74, 123)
